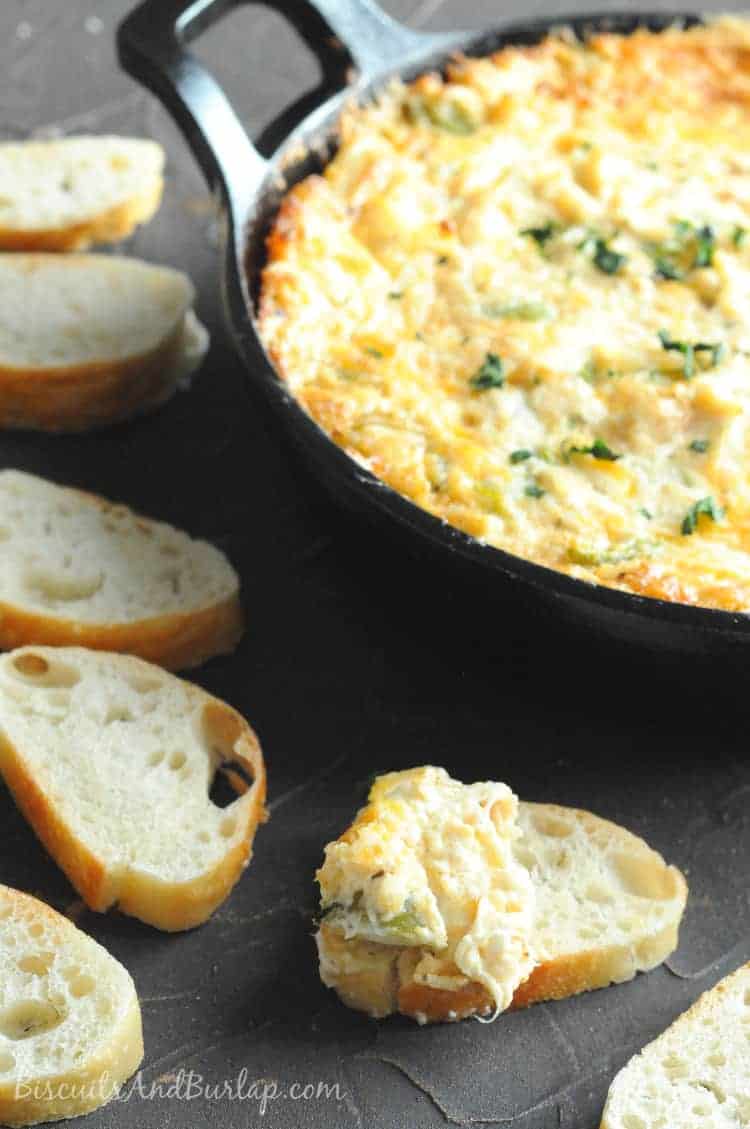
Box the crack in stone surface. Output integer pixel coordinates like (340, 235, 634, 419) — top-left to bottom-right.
(267, 752, 350, 814)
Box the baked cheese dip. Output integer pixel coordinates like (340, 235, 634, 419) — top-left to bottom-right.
(316, 766, 535, 1023)
(260, 18, 750, 611)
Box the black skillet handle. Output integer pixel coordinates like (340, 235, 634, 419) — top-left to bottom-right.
(118, 0, 267, 231)
(117, 0, 446, 231)
(298, 0, 434, 74)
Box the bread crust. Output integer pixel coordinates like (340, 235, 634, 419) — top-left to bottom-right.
(0, 886, 143, 1126)
(0, 656, 267, 931)
(0, 317, 196, 433)
(0, 591, 244, 672)
(0, 180, 163, 253)
(317, 802, 688, 1023)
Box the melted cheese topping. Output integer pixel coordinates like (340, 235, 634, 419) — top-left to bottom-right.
(260, 18, 750, 611)
(316, 766, 535, 1016)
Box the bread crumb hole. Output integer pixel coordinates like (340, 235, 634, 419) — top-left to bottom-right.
(585, 882, 613, 904)
(578, 925, 602, 940)
(148, 750, 164, 768)
(663, 1053, 689, 1080)
(513, 844, 536, 870)
(70, 974, 95, 999)
(611, 852, 677, 899)
(220, 817, 236, 838)
(198, 830, 211, 843)
(0, 1000, 64, 1040)
(169, 751, 187, 771)
(28, 922, 44, 939)
(10, 653, 80, 688)
(622, 1117, 646, 1129)
(209, 767, 239, 810)
(127, 673, 162, 694)
(0, 1051, 15, 1073)
(18, 953, 54, 976)
(531, 811, 573, 838)
(13, 653, 49, 677)
(105, 704, 134, 724)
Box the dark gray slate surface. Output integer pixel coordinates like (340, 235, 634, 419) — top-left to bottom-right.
(1, 2, 749, 1127)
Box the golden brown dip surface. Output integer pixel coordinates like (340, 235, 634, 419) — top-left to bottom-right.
(260, 19, 750, 611)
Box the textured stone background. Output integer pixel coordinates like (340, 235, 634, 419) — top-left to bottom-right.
(1, 3, 749, 1127)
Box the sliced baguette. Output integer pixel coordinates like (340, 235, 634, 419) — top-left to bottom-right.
(0, 647, 267, 931)
(0, 136, 163, 251)
(0, 254, 208, 432)
(0, 470, 242, 670)
(601, 962, 750, 1128)
(0, 884, 143, 1126)
(317, 796, 687, 1023)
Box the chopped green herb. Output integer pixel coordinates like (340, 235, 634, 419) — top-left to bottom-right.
(404, 96, 478, 135)
(657, 331, 725, 378)
(436, 255, 449, 265)
(470, 352, 505, 390)
(568, 538, 653, 566)
(524, 482, 546, 499)
(658, 330, 695, 377)
(388, 290, 404, 300)
(568, 438, 621, 461)
(592, 238, 627, 275)
(733, 225, 747, 249)
(381, 910, 425, 940)
(649, 220, 717, 280)
(576, 230, 627, 274)
(705, 341, 727, 367)
(510, 449, 533, 464)
(521, 222, 559, 248)
(654, 257, 685, 282)
(481, 299, 551, 321)
(427, 100, 478, 135)
(364, 346, 384, 358)
(693, 224, 716, 268)
(689, 438, 710, 453)
(639, 507, 653, 520)
(681, 496, 724, 536)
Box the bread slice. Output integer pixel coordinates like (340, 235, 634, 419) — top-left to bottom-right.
(316, 781, 687, 1023)
(600, 962, 750, 1128)
(0, 470, 242, 670)
(510, 803, 688, 1008)
(0, 884, 143, 1126)
(0, 254, 208, 431)
(0, 647, 267, 931)
(0, 136, 163, 251)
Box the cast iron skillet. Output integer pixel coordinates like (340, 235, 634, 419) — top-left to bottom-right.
(117, 0, 748, 657)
